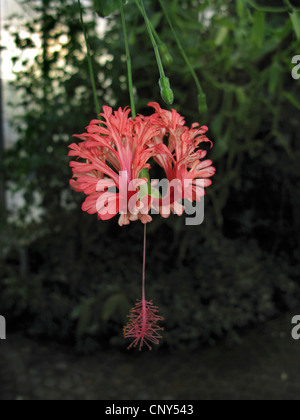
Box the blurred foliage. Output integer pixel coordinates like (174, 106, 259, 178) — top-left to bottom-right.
(0, 0, 300, 351)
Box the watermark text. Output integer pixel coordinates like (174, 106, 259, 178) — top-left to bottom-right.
(292, 55, 300, 80)
(292, 315, 300, 340)
(96, 173, 207, 226)
(0, 316, 6, 340)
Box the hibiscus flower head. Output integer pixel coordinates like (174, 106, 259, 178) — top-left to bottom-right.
(147, 102, 216, 218)
(69, 103, 216, 226)
(69, 106, 162, 226)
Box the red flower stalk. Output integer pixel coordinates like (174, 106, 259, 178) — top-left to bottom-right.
(124, 224, 164, 351)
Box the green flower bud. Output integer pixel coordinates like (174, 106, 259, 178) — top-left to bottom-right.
(159, 43, 173, 67)
(159, 77, 174, 105)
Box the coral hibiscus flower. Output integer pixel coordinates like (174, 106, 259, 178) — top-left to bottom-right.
(147, 102, 216, 217)
(69, 106, 162, 226)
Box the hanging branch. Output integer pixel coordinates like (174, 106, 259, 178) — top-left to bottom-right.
(134, 0, 174, 105)
(158, 0, 207, 114)
(119, 0, 136, 118)
(78, 0, 101, 116)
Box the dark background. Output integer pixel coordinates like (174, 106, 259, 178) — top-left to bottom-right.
(0, 0, 300, 400)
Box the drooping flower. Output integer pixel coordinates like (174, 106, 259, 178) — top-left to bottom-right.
(147, 102, 216, 217)
(123, 299, 164, 351)
(69, 103, 216, 351)
(69, 106, 162, 226)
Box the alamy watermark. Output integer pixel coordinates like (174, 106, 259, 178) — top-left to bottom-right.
(0, 316, 6, 340)
(291, 316, 300, 340)
(292, 55, 300, 80)
(96, 173, 206, 226)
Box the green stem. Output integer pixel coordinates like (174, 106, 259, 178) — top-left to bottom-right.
(159, 0, 202, 93)
(134, 0, 165, 79)
(158, 0, 207, 112)
(284, 0, 297, 13)
(134, 0, 163, 51)
(78, 0, 100, 116)
(134, 0, 174, 104)
(119, 0, 136, 118)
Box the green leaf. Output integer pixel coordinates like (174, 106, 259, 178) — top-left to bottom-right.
(290, 11, 300, 40)
(102, 293, 129, 321)
(284, 91, 300, 111)
(211, 135, 229, 161)
(215, 26, 229, 47)
(236, 0, 246, 19)
(254, 20, 292, 60)
(211, 115, 229, 161)
(76, 298, 95, 336)
(150, 12, 163, 29)
(251, 11, 266, 48)
(268, 61, 282, 95)
(272, 129, 292, 158)
(235, 87, 247, 105)
(93, 0, 126, 17)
